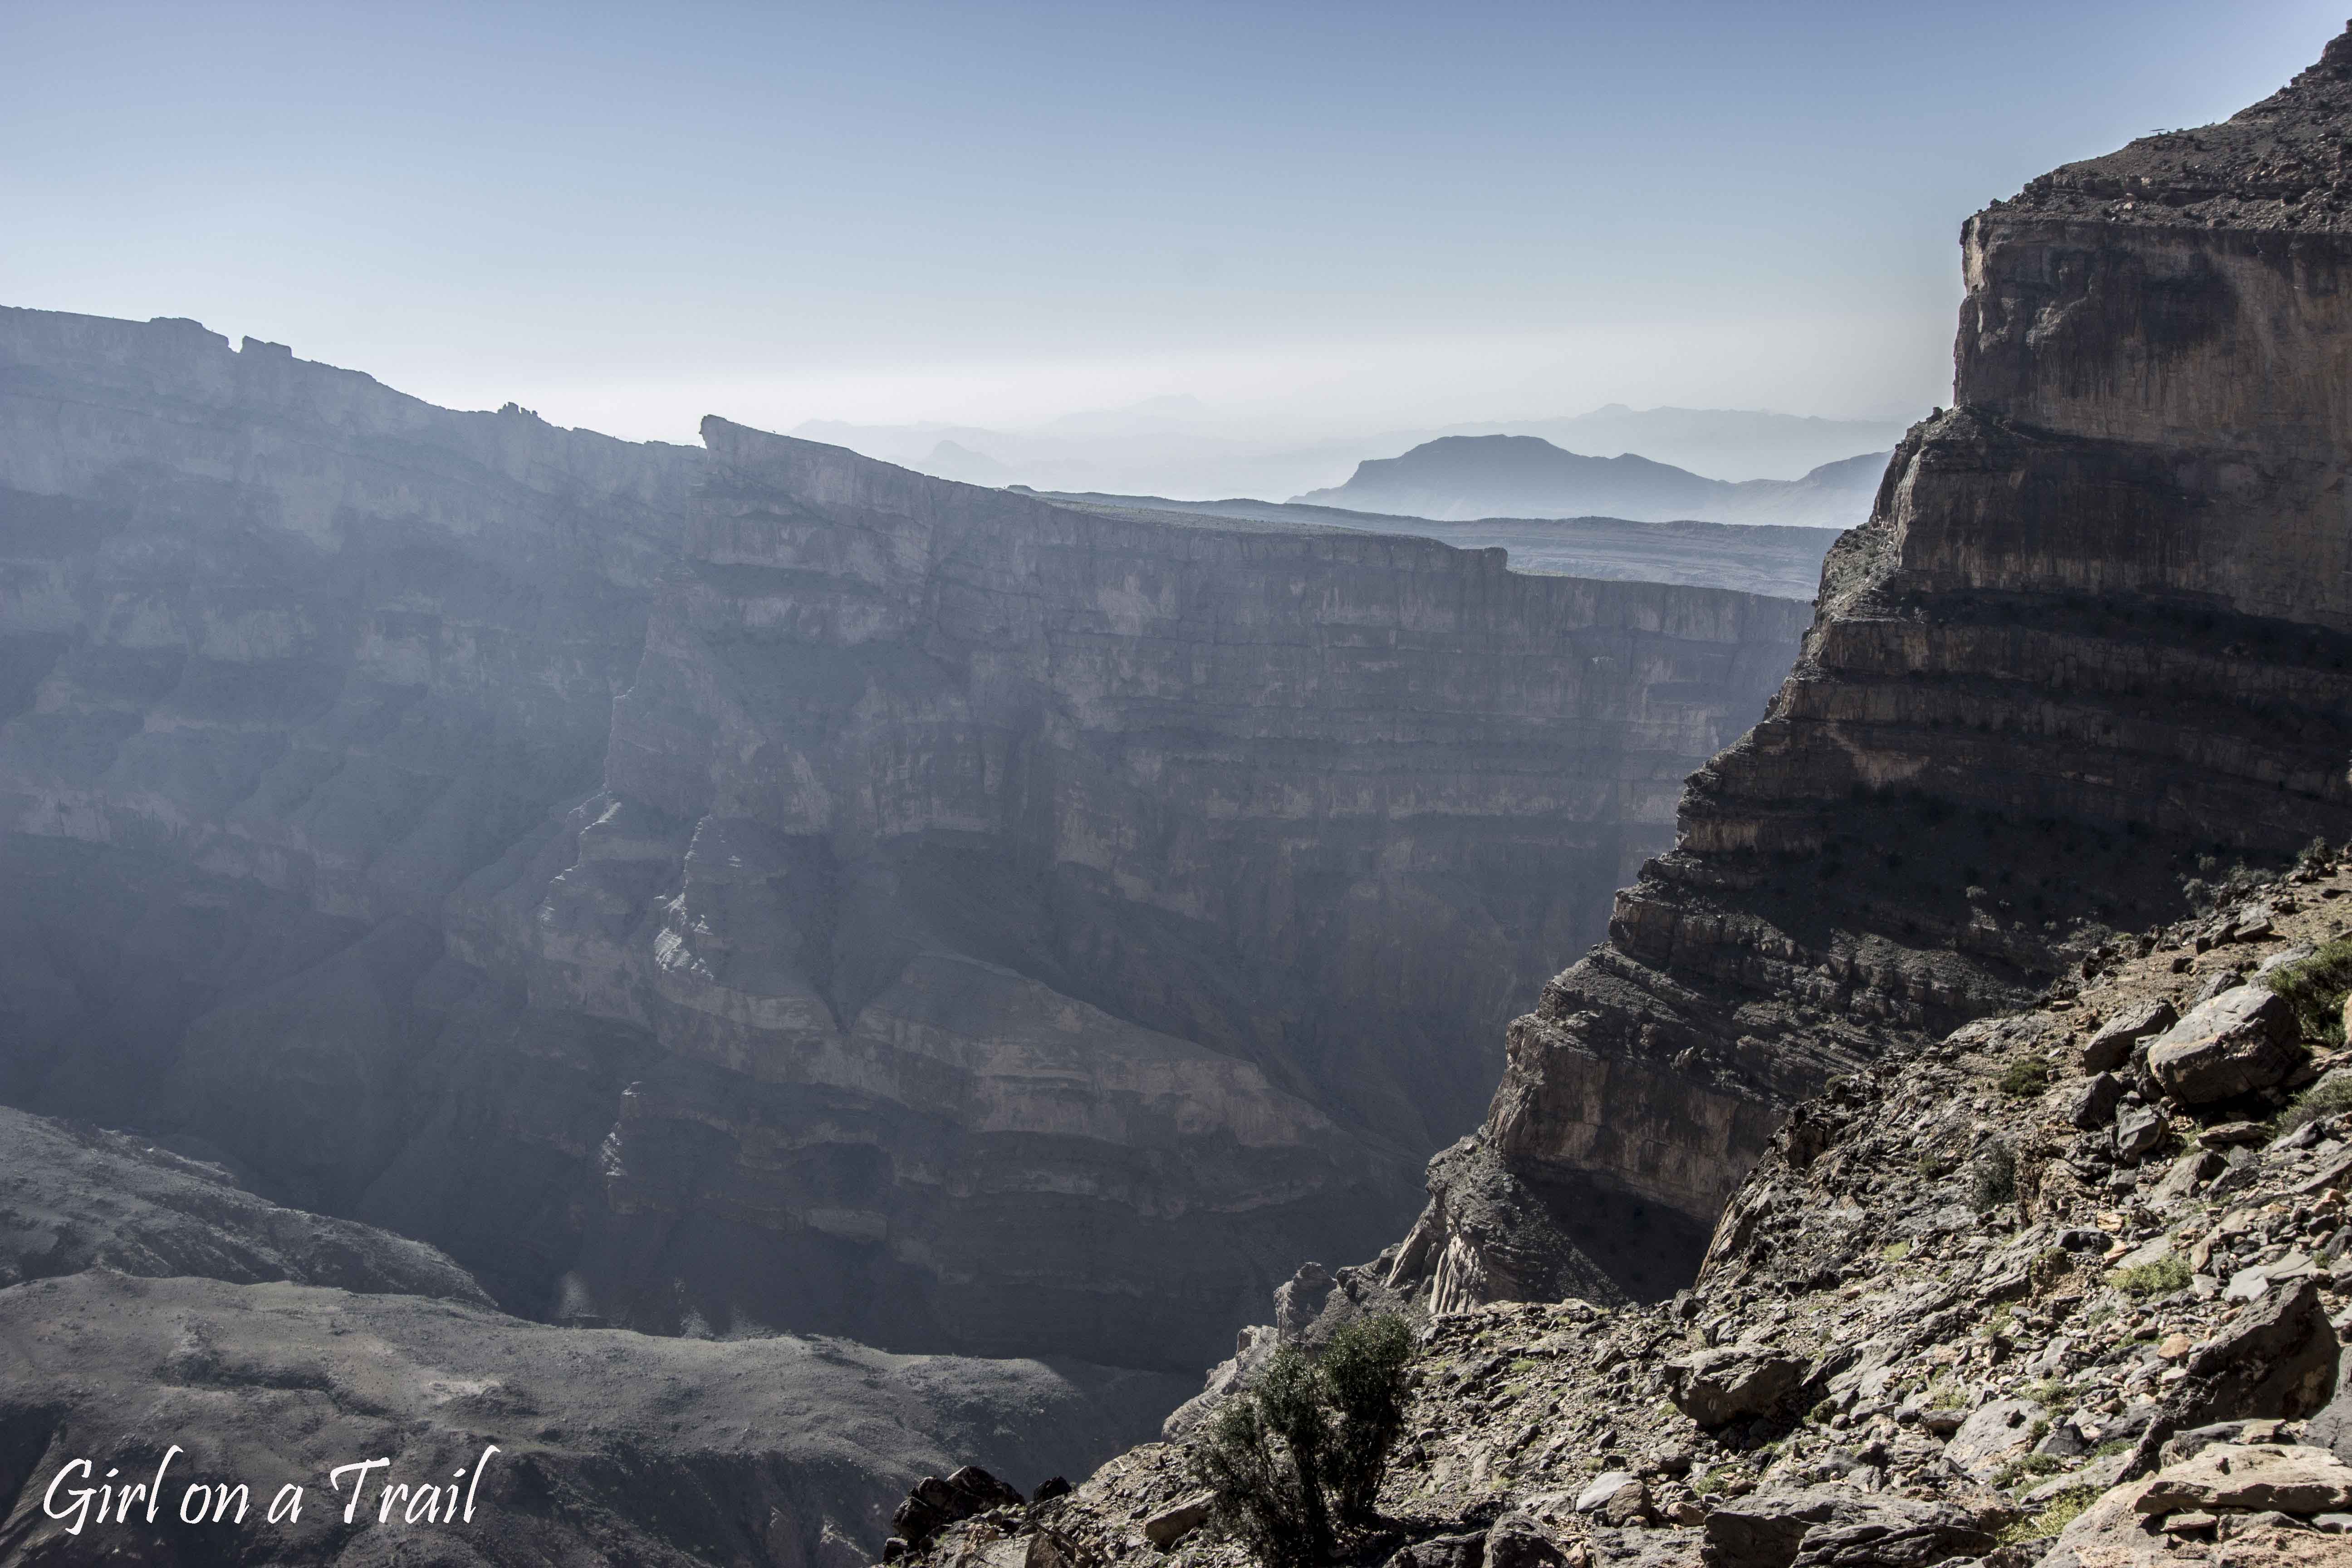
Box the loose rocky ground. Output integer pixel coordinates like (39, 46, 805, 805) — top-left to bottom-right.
(889, 857, 2352, 1568)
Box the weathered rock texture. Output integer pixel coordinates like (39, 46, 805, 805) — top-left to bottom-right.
(0, 308, 1807, 1370)
(0, 1103, 490, 1302)
(1387, 22, 2352, 1309)
(889, 855, 2352, 1568)
(0, 1269, 1196, 1567)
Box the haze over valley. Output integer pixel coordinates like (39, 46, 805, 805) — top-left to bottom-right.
(9, 5, 2352, 1566)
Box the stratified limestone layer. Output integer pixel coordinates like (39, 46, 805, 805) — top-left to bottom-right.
(1392, 23, 2352, 1309)
(0, 311, 1808, 1370)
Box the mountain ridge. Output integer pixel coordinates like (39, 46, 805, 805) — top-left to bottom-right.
(1293, 436, 1885, 529)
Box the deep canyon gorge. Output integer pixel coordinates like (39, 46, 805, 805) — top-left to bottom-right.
(17, 19, 2352, 1568)
(0, 305, 1806, 1379)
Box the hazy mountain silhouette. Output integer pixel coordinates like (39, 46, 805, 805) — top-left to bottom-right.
(1293, 435, 1886, 528)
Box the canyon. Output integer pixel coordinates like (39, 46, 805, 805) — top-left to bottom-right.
(883, 25, 2352, 1568)
(0, 306, 1807, 1380)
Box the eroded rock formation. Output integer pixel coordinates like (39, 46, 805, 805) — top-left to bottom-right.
(0, 309, 1808, 1370)
(1391, 22, 2352, 1308)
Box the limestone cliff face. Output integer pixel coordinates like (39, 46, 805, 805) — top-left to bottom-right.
(1394, 24, 2352, 1308)
(0, 312, 1807, 1371)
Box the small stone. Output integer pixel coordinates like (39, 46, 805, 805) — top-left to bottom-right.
(2158, 1333, 2195, 1359)
(2203, 1121, 2271, 1147)
(2161, 1510, 2219, 1534)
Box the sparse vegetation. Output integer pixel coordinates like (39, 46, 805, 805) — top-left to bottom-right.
(2278, 1073, 2352, 1135)
(1999, 1485, 2101, 1543)
(2261, 933, 2352, 1047)
(2107, 1253, 2191, 1298)
(1997, 1056, 2053, 1098)
(1879, 1240, 1913, 1262)
(1970, 1140, 2018, 1212)
(1195, 1314, 1415, 1566)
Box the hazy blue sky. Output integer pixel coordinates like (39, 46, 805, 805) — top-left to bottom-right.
(5, 2, 2346, 440)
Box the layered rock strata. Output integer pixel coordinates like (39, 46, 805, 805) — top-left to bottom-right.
(1390, 23, 2352, 1307)
(891, 855, 2352, 1568)
(0, 309, 1808, 1369)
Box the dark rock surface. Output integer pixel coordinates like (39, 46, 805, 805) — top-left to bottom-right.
(0, 1103, 488, 1303)
(1379, 17, 2352, 1311)
(0, 306, 1809, 1371)
(1291, 438, 1885, 530)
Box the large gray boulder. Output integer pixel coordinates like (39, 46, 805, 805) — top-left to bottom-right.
(1702, 1491, 1989, 1568)
(2145, 986, 2301, 1104)
(2080, 999, 2177, 1075)
(1667, 1345, 1809, 1426)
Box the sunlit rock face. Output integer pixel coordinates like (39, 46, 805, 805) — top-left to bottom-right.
(0, 310, 1805, 1369)
(1392, 25, 2352, 1311)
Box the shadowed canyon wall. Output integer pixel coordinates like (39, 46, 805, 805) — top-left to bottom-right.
(1390, 26, 2352, 1313)
(0, 308, 1809, 1370)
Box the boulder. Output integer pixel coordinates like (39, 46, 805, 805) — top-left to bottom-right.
(2177, 1279, 2340, 1426)
(2146, 987, 2300, 1104)
(1142, 1494, 1213, 1549)
(2082, 1000, 2177, 1074)
(1701, 1491, 1989, 1568)
(1386, 1532, 1486, 1568)
(1574, 1470, 1650, 1526)
(1667, 1346, 1809, 1426)
(2151, 1149, 2226, 1203)
(2136, 1442, 2352, 1515)
(1944, 1396, 2044, 1477)
(1700, 1490, 1861, 1568)
(1484, 1513, 1568, 1568)
(2112, 1102, 2167, 1161)
(1785, 1499, 1996, 1568)
(949, 1466, 1027, 1512)
(2067, 1072, 2127, 1130)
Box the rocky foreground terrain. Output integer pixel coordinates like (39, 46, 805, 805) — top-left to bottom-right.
(0, 308, 1806, 1371)
(888, 856, 2352, 1568)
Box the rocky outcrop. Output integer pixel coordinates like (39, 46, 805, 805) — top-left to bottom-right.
(1387, 22, 2352, 1308)
(0, 308, 1808, 1371)
(0, 1104, 490, 1302)
(887, 853, 2352, 1568)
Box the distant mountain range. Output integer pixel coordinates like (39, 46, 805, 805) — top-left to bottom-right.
(1293, 435, 1887, 529)
(790, 403, 1914, 502)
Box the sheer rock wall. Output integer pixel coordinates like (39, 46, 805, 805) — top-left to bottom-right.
(0, 311, 1807, 1370)
(1392, 24, 2352, 1309)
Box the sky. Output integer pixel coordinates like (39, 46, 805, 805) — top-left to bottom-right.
(5, 1, 2348, 444)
